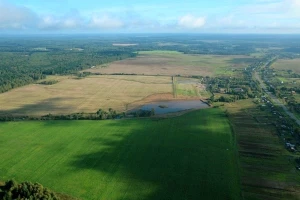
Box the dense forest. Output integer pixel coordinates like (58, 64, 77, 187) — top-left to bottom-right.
(0, 36, 137, 93)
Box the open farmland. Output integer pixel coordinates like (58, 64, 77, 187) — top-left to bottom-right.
(85, 51, 255, 77)
(0, 75, 172, 116)
(272, 59, 300, 74)
(225, 100, 300, 200)
(0, 109, 240, 200)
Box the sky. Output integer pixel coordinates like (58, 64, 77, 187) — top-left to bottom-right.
(0, 0, 300, 34)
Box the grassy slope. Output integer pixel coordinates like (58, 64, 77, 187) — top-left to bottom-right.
(0, 109, 240, 200)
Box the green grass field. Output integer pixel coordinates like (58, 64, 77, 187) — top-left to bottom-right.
(0, 109, 240, 200)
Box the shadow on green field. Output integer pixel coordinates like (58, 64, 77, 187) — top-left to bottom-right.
(70, 109, 239, 200)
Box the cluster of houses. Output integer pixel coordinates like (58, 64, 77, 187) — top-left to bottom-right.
(259, 96, 297, 153)
(259, 69, 300, 169)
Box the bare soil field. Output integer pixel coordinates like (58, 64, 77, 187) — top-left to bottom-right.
(225, 100, 300, 200)
(85, 51, 254, 77)
(272, 59, 300, 74)
(0, 75, 173, 116)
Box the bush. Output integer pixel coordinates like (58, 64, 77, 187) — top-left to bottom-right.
(0, 180, 59, 200)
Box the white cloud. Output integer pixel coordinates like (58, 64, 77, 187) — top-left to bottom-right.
(0, 1, 37, 29)
(178, 15, 205, 29)
(0, 1, 125, 31)
(62, 19, 79, 29)
(39, 16, 59, 29)
(89, 15, 124, 29)
(236, 0, 300, 17)
(286, 0, 300, 16)
(289, 0, 300, 7)
(208, 0, 300, 33)
(38, 9, 84, 30)
(38, 16, 83, 30)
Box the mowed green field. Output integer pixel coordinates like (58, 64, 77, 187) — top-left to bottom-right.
(0, 109, 240, 200)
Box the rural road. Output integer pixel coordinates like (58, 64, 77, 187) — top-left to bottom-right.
(254, 72, 300, 126)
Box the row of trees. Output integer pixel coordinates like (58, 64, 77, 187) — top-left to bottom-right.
(0, 107, 157, 121)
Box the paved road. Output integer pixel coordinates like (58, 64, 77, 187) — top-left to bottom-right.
(254, 72, 300, 126)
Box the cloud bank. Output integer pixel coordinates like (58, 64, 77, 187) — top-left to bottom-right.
(0, 1, 37, 29)
(0, 0, 300, 33)
(89, 15, 124, 29)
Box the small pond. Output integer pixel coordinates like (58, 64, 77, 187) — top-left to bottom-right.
(129, 100, 209, 115)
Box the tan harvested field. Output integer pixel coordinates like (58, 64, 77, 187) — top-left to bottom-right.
(85, 51, 255, 77)
(272, 58, 300, 74)
(0, 75, 173, 116)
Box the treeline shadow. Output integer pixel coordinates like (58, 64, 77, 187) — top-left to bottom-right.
(0, 97, 77, 117)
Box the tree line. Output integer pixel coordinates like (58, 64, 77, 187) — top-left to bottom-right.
(0, 44, 136, 93)
(0, 107, 156, 122)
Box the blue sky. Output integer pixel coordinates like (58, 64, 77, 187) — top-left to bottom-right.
(0, 0, 300, 33)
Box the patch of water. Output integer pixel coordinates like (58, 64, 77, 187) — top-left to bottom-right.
(129, 100, 209, 115)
